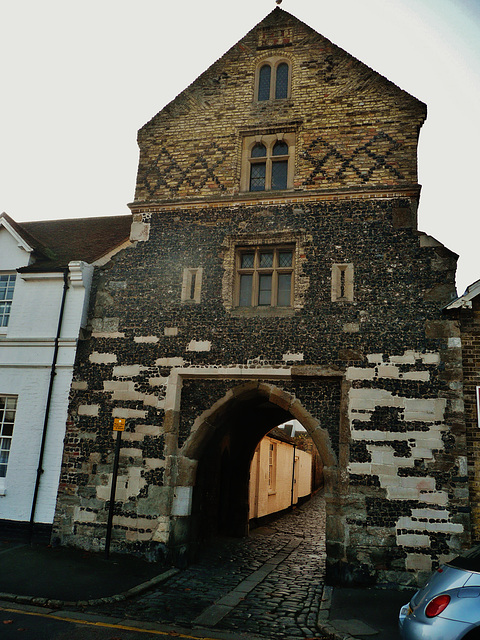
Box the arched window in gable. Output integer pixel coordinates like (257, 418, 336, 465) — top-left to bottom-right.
(242, 134, 294, 193)
(255, 58, 291, 102)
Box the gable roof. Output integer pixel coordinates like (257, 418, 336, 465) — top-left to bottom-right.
(0, 212, 132, 272)
(141, 7, 425, 135)
(0, 212, 51, 256)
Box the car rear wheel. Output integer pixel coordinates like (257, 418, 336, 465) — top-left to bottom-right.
(463, 629, 480, 640)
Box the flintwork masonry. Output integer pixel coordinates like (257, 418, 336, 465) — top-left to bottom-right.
(53, 8, 469, 586)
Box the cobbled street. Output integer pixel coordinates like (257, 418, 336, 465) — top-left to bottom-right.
(88, 491, 327, 638)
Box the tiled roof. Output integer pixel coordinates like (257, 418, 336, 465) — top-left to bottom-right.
(16, 215, 132, 271)
(267, 426, 296, 445)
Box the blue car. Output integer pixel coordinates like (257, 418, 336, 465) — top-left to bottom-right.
(399, 545, 480, 639)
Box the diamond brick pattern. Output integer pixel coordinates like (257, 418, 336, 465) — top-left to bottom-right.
(142, 141, 229, 198)
(303, 131, 405, 186)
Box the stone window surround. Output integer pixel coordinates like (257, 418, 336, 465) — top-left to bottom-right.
(240, 131, 296, 194)
(254, 55, 292, 102)
(331, 263, 354, 302)
(181, 267, 203, 304)
(235, 244, 295, 309)
(222, 230, 308, 316)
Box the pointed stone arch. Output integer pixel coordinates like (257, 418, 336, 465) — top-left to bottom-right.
(180, 380, 337, 469)
(164, 371, 348, 566)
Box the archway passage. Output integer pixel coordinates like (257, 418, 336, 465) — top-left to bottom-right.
(191, 398, 291, 544)
(184, 382, 336, 554)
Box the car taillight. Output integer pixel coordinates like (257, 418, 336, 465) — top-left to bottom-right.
(425, 595, 451, 618)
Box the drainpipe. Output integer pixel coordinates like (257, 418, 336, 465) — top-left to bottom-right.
(29, 269, 69, 541)
(290, 443, 296, 508)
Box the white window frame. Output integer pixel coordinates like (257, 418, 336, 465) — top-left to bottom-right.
(268, 440, 277, 494)
(0, 273, 17, 331)
(0, 394, 17, 493)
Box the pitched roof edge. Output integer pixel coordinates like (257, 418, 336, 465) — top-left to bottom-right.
(11, 214, 133, 271)
(139, 6, 426, 136)
(445, 278, 480, 310)
(267, 426, 296, 445)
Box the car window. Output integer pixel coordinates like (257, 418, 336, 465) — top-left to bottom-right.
(448, 545, 480, 573)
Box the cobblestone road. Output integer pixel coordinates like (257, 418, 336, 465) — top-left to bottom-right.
(89, 491, 327, 639)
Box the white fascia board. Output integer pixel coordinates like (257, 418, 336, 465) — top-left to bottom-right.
(20, 262, 93, 288)
(20, 272, 65, 281)
(446, 278, 480, 310)
(0, 217, 34, 253)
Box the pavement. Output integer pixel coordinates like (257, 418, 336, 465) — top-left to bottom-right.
(0, 495, 415, 639)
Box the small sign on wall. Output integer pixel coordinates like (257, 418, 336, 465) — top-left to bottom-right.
(113, 418, 125, 432)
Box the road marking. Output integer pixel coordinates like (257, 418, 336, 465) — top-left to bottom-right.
(0, 605, 217, 639)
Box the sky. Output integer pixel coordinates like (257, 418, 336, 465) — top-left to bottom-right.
(1, 0, 479, 294)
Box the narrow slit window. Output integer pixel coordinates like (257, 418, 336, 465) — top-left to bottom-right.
(181, 267, 203, 304)
(189, 272, 197, 300)
(331, 264, 354, 302)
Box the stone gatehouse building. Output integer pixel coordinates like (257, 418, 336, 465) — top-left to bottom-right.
(52, 8, 469, 585)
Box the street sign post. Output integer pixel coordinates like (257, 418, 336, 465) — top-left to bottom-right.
(105, 418, 125, 558)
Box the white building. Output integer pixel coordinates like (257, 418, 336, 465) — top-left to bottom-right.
(249, 427, 313, 522)
(0, 213, 131, 539)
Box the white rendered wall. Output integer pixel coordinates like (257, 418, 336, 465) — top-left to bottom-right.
(295, 448, 312, 499)
(0, 227, 92, 524)
(0, 227, 31, 271)
(249, 436, 312, 520)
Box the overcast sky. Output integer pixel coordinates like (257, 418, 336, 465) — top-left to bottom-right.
(1, 0, 479, 293)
